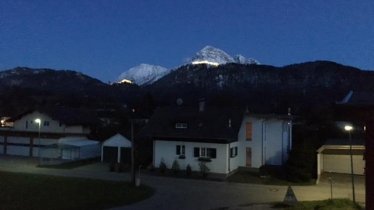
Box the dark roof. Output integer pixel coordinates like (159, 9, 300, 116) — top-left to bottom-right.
(338, 90, 374, 106)
(325, 138, 365, 146)
(12, 107, 100, 126)
(139, 106, 244, 143)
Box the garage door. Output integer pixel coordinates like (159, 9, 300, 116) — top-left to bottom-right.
(323, 154, 365, 175)
(102, 147, 131, 164)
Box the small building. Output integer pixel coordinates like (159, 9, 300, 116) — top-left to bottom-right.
(101, 133, 132, 164)
(41, 136, 101, 161)
(317, 138, 365, 178)
(142, 104, 292, 175)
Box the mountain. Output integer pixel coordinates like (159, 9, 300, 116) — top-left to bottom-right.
(116, 46, 258, 85)
(117, 64, 170, 86)
(189, 46, 259, 66)
(0, 67, 137, 115)
(147, 61, 374, 114)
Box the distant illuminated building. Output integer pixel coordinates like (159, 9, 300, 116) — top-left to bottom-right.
(118, 79, 133, 84)
(191, 60, 220, 67)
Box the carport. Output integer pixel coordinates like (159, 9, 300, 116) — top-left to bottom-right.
(317, 138, 365, 182)
(101, 133, 131, 163)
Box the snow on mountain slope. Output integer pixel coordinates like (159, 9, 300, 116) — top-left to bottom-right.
(189, 46, 259, 66)
(234, 54, 260, 65)
(117, 64, 170, 85)
(190, 45, 235, 65)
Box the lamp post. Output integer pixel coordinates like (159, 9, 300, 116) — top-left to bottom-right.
(344, 125, 356, 203)
(34, 118, 41, 163)
(130, 109, 136, 186)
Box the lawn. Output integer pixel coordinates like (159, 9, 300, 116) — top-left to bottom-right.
(0, 171, 154, 210)
(226, 170, 315, 185)
(274, 199, 362, 210)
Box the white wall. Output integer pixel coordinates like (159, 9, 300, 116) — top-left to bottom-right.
(14, 112, 64, 133)
(13, 111, 90, 134)
(154, 140, 229, 174)
(321, 153, 365, 175)
(237, 116, 291, 168)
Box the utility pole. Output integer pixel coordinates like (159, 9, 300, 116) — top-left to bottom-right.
(130, 109, 136, 186)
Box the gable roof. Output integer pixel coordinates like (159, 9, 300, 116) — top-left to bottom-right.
(103, 133, 132, 147)
(140, 106, 244, 143)
(11, 107, 100, 126)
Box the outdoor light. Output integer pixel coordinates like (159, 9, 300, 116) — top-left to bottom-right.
(344, 125, 353, 131)
(35, 118, 42, 163)
(344, 123, 356, 203)
(35, 118, 41, 125)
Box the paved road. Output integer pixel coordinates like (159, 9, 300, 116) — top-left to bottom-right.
(0, 156, 365, 210)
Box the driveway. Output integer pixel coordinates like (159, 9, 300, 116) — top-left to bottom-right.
(0, 156, 366, 210)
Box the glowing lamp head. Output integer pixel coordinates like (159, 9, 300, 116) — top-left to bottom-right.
(344, 125, 353, 131)
(34, 118, 41, 124)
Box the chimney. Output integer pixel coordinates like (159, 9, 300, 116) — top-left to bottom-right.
(198, 98, 205, 112)
(228, 118, 232, 128)
(288, 107, 291, 116)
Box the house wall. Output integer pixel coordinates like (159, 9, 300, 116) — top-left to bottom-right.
(154, 140, 229, 174)
(13, 112, 64, 133)
(228, 141, 240, 172)
(237, 116, 291, 168)
(13, 111, 90, 134)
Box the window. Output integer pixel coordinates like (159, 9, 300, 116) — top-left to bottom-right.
(25, 120, 28, 129)
(230, 147, 238, 157)
(43, 121, 50, 126)
(206, 148, 216, 158)
(176, 145, 185, 155)
(175, 123, 187, 129)
(193, 147, 216, 159)
(246, 122, 252, 140)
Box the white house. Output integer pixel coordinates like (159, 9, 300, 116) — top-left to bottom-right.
(0, 108, 99, 158)
(143, 105, 292, 174)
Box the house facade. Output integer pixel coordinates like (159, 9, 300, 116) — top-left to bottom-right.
(0, 108, 98, 158)
(146, 105, 292, 174)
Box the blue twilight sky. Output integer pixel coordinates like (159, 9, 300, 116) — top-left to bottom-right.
(0, 0, 373, 82)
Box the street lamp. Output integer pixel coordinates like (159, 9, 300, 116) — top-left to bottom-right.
(344, 124, 356, 203)
(34, 118, 41, 163)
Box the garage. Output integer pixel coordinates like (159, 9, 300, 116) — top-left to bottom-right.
(101, 133, 132, 164)
(317, 138, 365, 180)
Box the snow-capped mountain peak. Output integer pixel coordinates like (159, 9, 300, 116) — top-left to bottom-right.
(190, 45, 235, 66)
(189, 45, 259, 66)
(117, 64, 170, 85)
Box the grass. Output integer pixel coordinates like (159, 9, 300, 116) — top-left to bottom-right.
(0, 170, 154, 210)
(38, 158, 100, 169)
(273, 199, 362, 210)
(226, 170, 315, 186)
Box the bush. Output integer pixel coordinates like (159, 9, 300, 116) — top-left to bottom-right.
(171, 160, 180, 175)
(159, 159, 167, 174)
(186, 164, 192, 176)
(199, 162, 210, 178)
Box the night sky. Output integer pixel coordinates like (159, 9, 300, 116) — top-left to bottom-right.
(1, 0, 373, 82)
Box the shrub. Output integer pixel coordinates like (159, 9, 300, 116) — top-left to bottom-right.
(186, 164, 192, 176)
(199, 162, 210, 178)
(159, 159, 167, 174)
(171, 160, 180, 175)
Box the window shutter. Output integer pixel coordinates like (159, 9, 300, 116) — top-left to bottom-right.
(246, 122, 252, 140)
